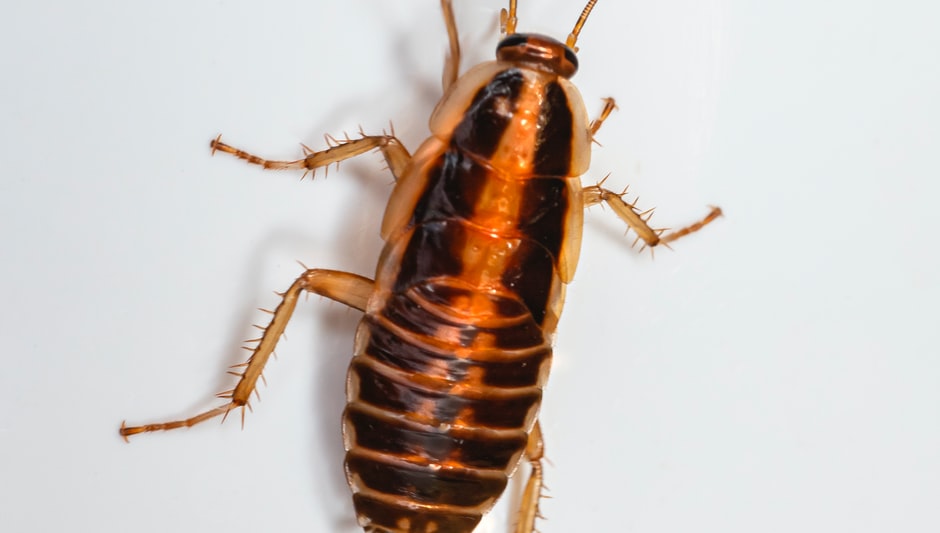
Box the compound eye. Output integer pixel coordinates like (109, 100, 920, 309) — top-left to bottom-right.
(497, 34, 529, 51)
(562, 47, 578, 71)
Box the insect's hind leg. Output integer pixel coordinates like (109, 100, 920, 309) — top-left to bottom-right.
(584, 182, 722, 250)
(210, 130, 412, 182)
(119, 269, 374, 440)
(513, 421, 546, 533)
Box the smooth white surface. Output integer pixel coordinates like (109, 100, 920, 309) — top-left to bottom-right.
(2, 1, 939, 532)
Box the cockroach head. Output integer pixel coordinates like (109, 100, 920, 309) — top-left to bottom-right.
(495, 0, 598, 78)
(496, 34, 579, 78)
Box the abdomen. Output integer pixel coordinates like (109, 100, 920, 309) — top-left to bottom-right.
(344, 277, 551, 532)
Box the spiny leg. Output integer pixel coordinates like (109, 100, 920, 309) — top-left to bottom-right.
(210, 129, 412, 182)
(589, 97, 618, 140)
(440, 0, 461, 92)
(513, 421, 546, 533)
(583, 181, 722, 249)
(119, 269, 374, 440)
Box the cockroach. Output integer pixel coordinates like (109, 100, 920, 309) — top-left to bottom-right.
(120, 1, 722, 532)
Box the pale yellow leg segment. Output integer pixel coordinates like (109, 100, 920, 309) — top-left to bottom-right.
(584, 183, 723, 248)
(210, 131, 411, 182)
(440, 0, 461, 92)
(514, 421, 546, 533)
(119, 269, 374, 440)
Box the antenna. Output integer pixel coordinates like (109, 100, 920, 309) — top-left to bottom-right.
(566, 0, 598, 50)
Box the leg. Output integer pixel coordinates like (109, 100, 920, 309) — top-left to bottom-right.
(119, 269, 374, 440)
(588, 97, 618, 140)
(210, 129, 412, 182)
(514, 421, 546, 533)
(582, 93, 719, 248)
(501, 0, 519, 36)
(440, 0, 461, 92)
(583, 181, 722, 249)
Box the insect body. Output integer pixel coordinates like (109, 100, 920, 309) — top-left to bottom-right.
(120, 2, 721, 532)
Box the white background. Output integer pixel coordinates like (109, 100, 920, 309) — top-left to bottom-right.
(2, 1, 938, 532)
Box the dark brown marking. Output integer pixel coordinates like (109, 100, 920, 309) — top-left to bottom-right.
(473, 350, 551, 388)
(393, 220, 466, 295)
(347, 453, 508, 508)
(381, 289, 475, 347)
(452, 69, 525, 158)
(352, 494, 481, 533)
(501, 240, 557, 325)
(413, 282, 528, 322)
(350, 359, 541, 428)
(363, 316, 469, 382)
(517, 177, 569, 261)
(346, 406, 528, 470)
(364, 314, 550, 388)
(534, 81, 574, 176)
(380, 289, 547, 351)
(409, 149, 489, 229)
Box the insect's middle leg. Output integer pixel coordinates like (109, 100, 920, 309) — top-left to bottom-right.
(119, 269, 374, 440)
(513, 421, 546, 533)
(210, 131, 412, 181)
(583, 183, 722, 249)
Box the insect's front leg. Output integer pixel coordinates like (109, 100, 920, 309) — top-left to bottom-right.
(210, 131, 412, 181)
(588, 97, 618, 140)
(119, 269, 374, 440)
